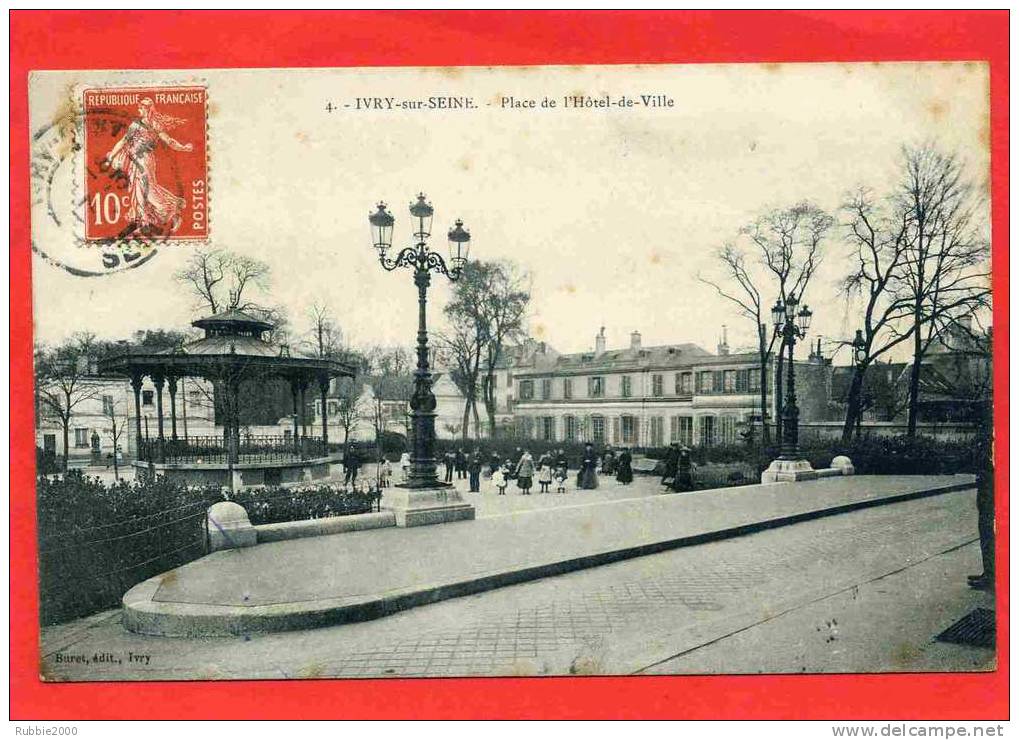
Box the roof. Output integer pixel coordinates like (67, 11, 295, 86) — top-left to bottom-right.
(191, 308, 274, 333)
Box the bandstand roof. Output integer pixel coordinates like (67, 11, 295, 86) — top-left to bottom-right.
(98, 310, 356, 382)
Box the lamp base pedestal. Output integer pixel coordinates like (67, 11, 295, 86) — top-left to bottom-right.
(384, 486, 476, 527)
(761, 458, 818, 484)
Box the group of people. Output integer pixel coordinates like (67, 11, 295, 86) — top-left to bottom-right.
(343, 442, 639, 495)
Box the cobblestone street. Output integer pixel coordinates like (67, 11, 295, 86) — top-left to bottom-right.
(41, 486, 991, 680)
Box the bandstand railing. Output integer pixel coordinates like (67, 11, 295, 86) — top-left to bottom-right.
(138, 434, 330, 464)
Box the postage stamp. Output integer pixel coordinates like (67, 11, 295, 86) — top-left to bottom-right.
(82, 86, 208, 242)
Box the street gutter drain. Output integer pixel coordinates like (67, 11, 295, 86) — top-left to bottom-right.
(935, 608, 996, 648)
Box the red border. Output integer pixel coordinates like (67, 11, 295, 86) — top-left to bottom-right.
(10, 10, 1009, 720)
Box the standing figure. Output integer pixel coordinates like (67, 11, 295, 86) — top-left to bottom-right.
(516, 450, 535, 495)
(577, 443, 600, 490)
(492, 463, 508, 495)
(105, 98, 193, 234)
(601, 446, 617, 476)
(661, 442, 680, 488)
(378, 458, 392, 488)
(344, 444, 360, 487)
(489, 451, 502, 478)
(537, 451, 554, 493)
(455, 448, 468, 480)
(616, 447, 634, 485)
(554, 463, 568, 494)
(443, 450, 456, 483)
(467, 448, 483, 493)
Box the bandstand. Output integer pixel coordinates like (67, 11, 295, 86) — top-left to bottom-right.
(99, 309, 355, 490)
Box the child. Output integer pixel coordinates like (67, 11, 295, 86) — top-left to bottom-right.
(554, 463, 568, 494)
(378, 458, 392, 488)
(492, 463, 508, 495)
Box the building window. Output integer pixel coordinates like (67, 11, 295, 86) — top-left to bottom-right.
(519, 380, 534, 401)
(723, 370, 736, 393)
(736, 369, 750, 393)
(74, 428, 89, 448)
(652, 374, 663, 397)
(563, 378, 573, 400)
(621, 415, 637, 445)
(675, 372, 693, 395)
(102, 394, 115, 415)
(696, 372, 714, 394)
(699, 416, 716, 447)
(621, 376, 632, 398)
(748, 368, 761, 393)
(518, 416, 534, 438)
(591, 415, 606, 443)
(564, 415, 578, 441)
(142, 390, 154, 406)
(588, 376, 604, 398)
(541, 416, 555, 441)
(650, 416, 664, 446)
(541, 378, 552, 400)
(671, 416, 693, 446)
(328, 401, 339, 415)
(719, 415, 738, 445)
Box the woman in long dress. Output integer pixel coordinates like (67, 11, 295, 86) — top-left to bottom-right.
(516, 450, 535, 495)
(105, 98, 193, 234)
(577, 443, 599, 490)
(616, 448, 634, 485)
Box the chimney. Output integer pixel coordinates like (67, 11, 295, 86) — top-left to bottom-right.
(630, 330, 642, 351)
(595, 327, 606, 355)
(717, 325, 730, 356)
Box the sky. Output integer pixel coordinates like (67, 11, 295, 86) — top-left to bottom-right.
(30, 62, 990, 364)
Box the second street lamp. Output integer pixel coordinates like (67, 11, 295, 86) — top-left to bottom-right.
(369, 194, 472, 493)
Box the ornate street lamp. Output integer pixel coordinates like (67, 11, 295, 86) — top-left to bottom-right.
(772, 294, 813, 462)
(369, 194, 471, 490)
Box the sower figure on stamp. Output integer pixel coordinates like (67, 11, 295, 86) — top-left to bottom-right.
(105, 98, 193, 234)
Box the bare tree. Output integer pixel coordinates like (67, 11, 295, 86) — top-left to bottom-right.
(438, 320, 485, 441)
(174, 247, 271, 316)
(303, 301, 344, 359)
(837, 188, 917, 441)
(894, 144, 991, 436)
(364, 347, 413, 445)
(701, 201, 832, 443)
(35, 332, 103, 473)
(462, 261, 531, 438)
(102, 394, 128, 481)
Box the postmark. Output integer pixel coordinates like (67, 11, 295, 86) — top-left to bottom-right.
(30, 83, 209, 276)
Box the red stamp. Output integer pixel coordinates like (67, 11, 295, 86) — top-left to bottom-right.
(83, 86, 208, 242)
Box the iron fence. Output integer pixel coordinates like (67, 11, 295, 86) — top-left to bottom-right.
(138, 434, 330, 464)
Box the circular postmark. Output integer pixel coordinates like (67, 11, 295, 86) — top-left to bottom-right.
(31, 88, 204, 277)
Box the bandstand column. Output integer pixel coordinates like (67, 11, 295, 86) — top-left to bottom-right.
(152, 373, 166, 463)
(228, 375, 240, 466)
(131, 373, 144, 459)
(168, 376, 179, 440)
(290, 378, 301, 455)
(319, 375, 330, 452)
(299, 379, 309, 460)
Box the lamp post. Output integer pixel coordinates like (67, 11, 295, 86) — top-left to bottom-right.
(770, 295, 813, 462)
(369, 194, 471, 490)
(851, 329, 868, 438)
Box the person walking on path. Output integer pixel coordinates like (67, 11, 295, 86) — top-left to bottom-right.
(443, 450, 456, 484)
(467, 448, 483, 493)
(343, 444, 361, 487)
(537, 451, 554, 493)
(516, 450, 535, 495)
(577, 443, 599, 490)
(616, 447, 634, 485)
(455, 448, 468, 480)
(492, 462, 508, 495)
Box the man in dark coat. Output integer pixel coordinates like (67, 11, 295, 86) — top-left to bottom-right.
(455, 448, 468, 480)
(467, 448, 483, 493)
(661, 443, 680, 487)
(344, 444, 360, 486)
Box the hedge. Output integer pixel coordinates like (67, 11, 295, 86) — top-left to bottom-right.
(37, 473, 380, 625)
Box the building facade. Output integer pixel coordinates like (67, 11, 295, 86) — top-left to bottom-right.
(511, 327, 831, 448)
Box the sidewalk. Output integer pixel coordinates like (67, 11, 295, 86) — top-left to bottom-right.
(124, 474, 975, 636)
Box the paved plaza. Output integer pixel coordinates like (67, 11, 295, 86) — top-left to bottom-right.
(39, 475, 992, 680)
